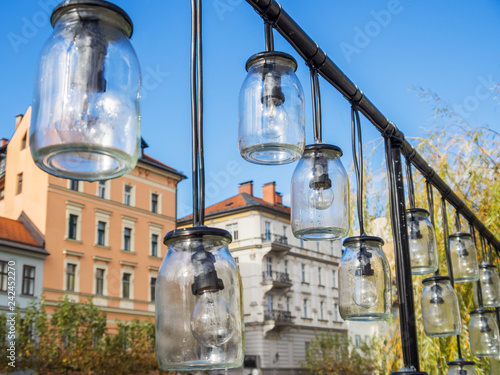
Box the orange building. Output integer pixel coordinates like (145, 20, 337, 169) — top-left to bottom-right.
(0, 107, 185, 323)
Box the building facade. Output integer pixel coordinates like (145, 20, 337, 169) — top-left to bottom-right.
(0, 107, 185, 324)
(0, 215, 49, 313)
(178, 181, 347, 375)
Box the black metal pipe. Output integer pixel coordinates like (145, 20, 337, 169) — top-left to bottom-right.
(384, 135, 424, 373)
(244, 0, 500, 253)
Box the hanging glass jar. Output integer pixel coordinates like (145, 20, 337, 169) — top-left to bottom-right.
(468, 309, 500, 357)
(156, 227, 244, 370)
(239, 52, 305, 165)
(473, 264, 500, 308)
(420, 276, 462, 337)
(406, 208, 439, 275)
(449, 233, 479, 283)
(446, 359, 478, 375)
(339, 236, 391, 321)
(291, 144, 349, 240)
(31, 0, 141, 181)
(490, 355, 500, 374)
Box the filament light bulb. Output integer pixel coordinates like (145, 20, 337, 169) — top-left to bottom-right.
(481, 270, 498, 303)
(352, 275, 379, 308)
(408, 217, 428, 265)
(190, 290, 235, 348)
(478, 316, 499, 353)
(308, 153, 334, 210)
(423, 284, 445, 327)
(261, 100, 288, 139)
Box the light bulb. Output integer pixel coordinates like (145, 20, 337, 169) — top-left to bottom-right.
(457, 255, 475, 276)
(190, 290, 235, 348)
(481, 270, 499, 304)
(352, 275, 379, 308)
(260, 100, 288, 139)
(423, 302, 446, 327)
(308, 187, 334, 210)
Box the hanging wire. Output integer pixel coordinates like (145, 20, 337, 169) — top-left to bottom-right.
(190, 0, 205, 226)
(454, 211, 461, 233)
(264, 21, 274, 52)
(488, 241, 493, 266)
(480, 234, 487, 263)
(406, 160, 416, 209)
(470, 223, 485, 308)
(351, 105, 364, 236)
(425, 180, 435, 227)
(309, 68, 322, 144)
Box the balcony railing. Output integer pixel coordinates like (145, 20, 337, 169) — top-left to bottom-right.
(262, 271, 292, 284)
(261, 233, 288, 245)
(264, 309, 293, 324)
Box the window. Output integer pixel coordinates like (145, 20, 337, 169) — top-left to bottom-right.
(151, 234, 158, 257)
(330, 240, 334, 256)
(316, 242, 320, 252)
(286, 297, 290, 312)
(0, 187, 4, 200)
(151, 193, 158, 213)
(150, 277, 156, 302)
(95, 268, 105, 296)
(0, 261, 8, 292)
(355, 335, 361, 348)
(264, 221, 271, 240)
(21, 133, 27, 149)
(124, 185, 132, 206)
(284, 260, 288, 275)
(318, 267, 322, 286)
(320, 301, 325, 320)
(303, 299, 308, 317)
(17, 173, 23, 195)
(332, 270, 337, 288)
(122, 273, 131, 299)
(300, 239, 304, 249)
(301, 264, 306, 282)
(70, 180, 79, 191)
(334, 303, 338, 321)
(66, 263, 76, 291)
(226, 223, 239, 241)
(22, 266, 35, 296)
(68, 214, 78, 240)
(98, 181, 106, 199)
(123, 228, 132, 251)
(97, 221, 106, 246)
(266, 257, 272, 278)
(267, 295, 273, 311)
(283, 225, 287, 237)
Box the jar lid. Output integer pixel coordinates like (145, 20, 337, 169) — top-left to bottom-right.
(391, 372, 427, 375)
(343, 235, 384, 247)
(447, 359, 475, 366)
(51, 0, 134, 37)
(406, 208, 430, 215)
(422, 275, 451, 284)
(449, 232, 473, 239)
(246, 51, 298, 72)
(470, 308, 495, 315)
(304, 143, 343, 157)
(163, 226, 232, 246)
(479, 263, 497, 269)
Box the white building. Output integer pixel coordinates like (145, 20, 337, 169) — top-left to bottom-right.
(179, 181, 347, 375)
(0, 213, 49, 312)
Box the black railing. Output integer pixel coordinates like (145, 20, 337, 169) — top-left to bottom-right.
(246, 1, 500, 373)
(261, 233, 288, 245)
(264, 309, 293, 324)
(262, 271, 292, 284)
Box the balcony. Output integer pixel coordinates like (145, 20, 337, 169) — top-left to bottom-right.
(261, 271, 293, 296)
(261, 233, 290, 257)
(263, 309, 294, 335)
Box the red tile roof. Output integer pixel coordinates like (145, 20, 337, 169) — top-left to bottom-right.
(179, 192, 290, 222)
(0, 217, 40, 247)
(140, 153, 186, 179)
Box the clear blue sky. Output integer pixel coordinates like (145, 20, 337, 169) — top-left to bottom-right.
(1, 0, 499, 218)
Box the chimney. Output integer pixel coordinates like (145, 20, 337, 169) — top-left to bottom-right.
(262, 182, 277, 204)
(239, 180, 253, 196)
(0, 138, 8, 147)
(15, 114, 24, 129)
(275, 191, 283, 205)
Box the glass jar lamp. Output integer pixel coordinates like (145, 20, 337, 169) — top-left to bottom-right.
(420, 276, 462, 337)
(473, 264, 500, 308)
(447, 359, 478, 375)
(339, 236, 391, 321)
(406, 208, 439, 275)
(31, 0, 141, 180)
(291, 144, 349, 240)
(468, 309, 500, 357)
(449, 233, 479, 283)
(239, 52, 305, 165)
(156, 227, 244, 370)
